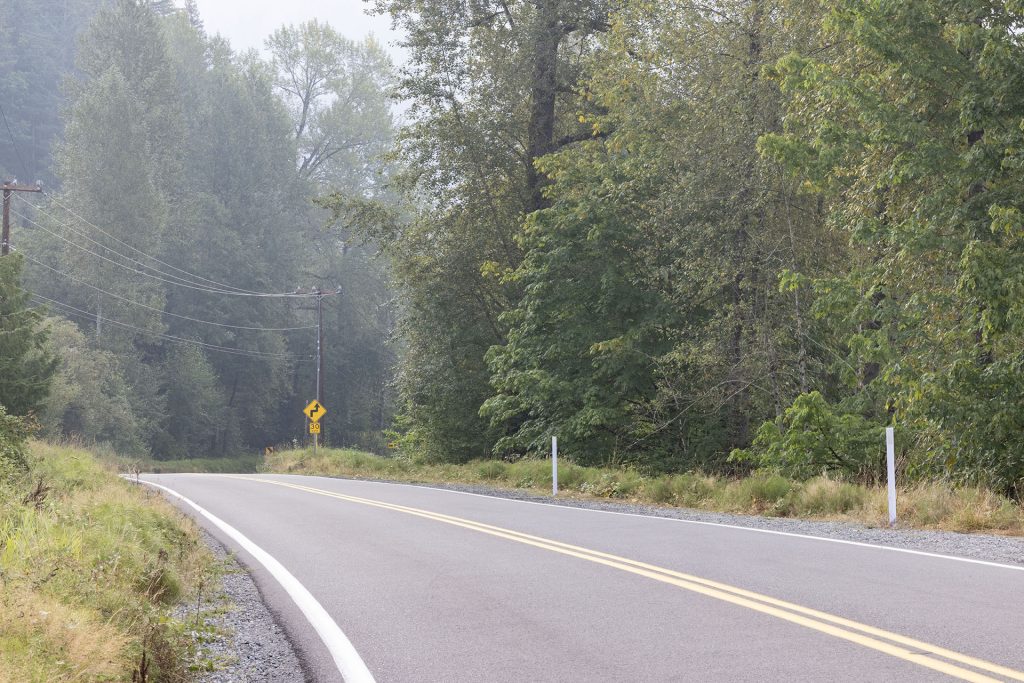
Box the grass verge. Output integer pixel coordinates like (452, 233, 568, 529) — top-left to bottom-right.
(0, 440, 219, 682)
(123, 455, 263, 475)
(264, 447, 1024, 536)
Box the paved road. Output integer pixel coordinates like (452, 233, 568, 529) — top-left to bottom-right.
(140, 473, 1024, 682)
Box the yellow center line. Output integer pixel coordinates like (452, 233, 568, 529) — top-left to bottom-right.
(228, 475, 1023, 683)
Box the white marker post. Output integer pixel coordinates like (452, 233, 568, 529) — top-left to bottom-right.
(552, 436, 558, 496)
(886, 427, 897, 528)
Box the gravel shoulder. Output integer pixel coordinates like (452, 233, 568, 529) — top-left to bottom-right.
(186, 530, 308, 682)
(322, 476, 1024, 568)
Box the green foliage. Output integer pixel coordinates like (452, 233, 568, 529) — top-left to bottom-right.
(484, 0, 833, 470)
(762, 0, 1024, 496)
(0, 0, 105, 185)
(0, 254, 57, 417)
(730, 392, 884, 481)
(352, 0, 609, 463)
(12, 0, 397, 459)
(0, 404, 34, 480)
(42, 318, 147, 454)
(267, 21, 394, 187)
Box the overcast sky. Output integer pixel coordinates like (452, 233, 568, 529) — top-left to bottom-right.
(191, 0, 405, 62)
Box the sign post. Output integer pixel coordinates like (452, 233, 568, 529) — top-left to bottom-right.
(886, 427, 897, 528)
(552, 436, 558, 496)
(304, 400, 327, 454)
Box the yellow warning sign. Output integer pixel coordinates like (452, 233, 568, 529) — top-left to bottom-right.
(309, 422, 321, 435)
(304, 400, 326, 423)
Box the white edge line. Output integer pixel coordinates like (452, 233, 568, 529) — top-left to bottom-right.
(237, 473, 1024, 574)
(138, 479, 375, 683)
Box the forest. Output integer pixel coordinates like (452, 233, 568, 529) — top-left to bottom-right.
(2, 0, 1024, 499)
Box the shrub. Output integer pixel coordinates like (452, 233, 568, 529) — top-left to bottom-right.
(730, 392, 884, 481)
(0, 405, 34, 481)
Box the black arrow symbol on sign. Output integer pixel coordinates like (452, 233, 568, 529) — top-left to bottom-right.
(308, 404, 321, 419)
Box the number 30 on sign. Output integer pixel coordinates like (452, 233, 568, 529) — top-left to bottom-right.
(309, 422, 321, 435)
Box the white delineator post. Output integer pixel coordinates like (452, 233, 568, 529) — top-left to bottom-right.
(552, 436, 558, 496)
(886, 427, 897, 528)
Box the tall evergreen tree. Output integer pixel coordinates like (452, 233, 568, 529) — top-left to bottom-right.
(0, 254, 57, 416)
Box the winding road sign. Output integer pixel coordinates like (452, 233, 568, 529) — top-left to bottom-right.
(305, 400, 326, 423)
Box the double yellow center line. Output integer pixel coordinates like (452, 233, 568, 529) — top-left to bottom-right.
(229, 475, 1023, 682)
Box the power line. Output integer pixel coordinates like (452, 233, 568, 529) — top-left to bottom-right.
(0, 102, 32, 180)
(13, 194, 260, 294)
(31, 292, 314, 362)
(36, 192, 307, 297)
(14, 248, 316, 332)
(10, 205, 311, 298)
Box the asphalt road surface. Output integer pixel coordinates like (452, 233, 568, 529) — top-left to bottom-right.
(140, 473, 1024, 683)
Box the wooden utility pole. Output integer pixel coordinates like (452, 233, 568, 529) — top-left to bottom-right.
(299, 285, 340, 452)
(1, 181, 42, 255)
(314, 287, 324, 454)
(316, 288, 324, 406)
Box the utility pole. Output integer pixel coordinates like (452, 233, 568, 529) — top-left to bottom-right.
(2, 181, 42, 256)
(314, 287, 324, 454)
(316, 288, 324, 406)
(301, 286, 339, 453)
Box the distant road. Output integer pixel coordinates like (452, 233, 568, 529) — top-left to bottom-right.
(141, 473, 1024, 682)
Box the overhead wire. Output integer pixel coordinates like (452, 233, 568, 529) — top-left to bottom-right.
(9, 204, 314, 298)
(0, 102, 32, 180)
(16, 249, 317, 332)
(12, 195, 264, 294)
(33, 191, 307, 297)
(7, 187, 328, 362)
(31, 292, 314, 362)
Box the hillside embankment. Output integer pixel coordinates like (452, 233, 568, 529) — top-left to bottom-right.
(0, 441, 218, 681)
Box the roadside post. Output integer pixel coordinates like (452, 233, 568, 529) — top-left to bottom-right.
(305, 400, 327, 455)
(886, 427, 896, 527)
(552, 436, 558, 496)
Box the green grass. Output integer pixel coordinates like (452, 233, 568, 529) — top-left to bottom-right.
(0, 440, 218, 682)
(264, 446, 1024, 535)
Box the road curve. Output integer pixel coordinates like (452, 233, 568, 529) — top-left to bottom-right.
(139, 473, 1024, 682)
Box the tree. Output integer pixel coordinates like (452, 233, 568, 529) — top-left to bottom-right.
(485, 0, 833, 469)
(0, 254, 57, 416)
(266, 21, 395, 187)
(759, 0, 1024, 495)
(42, 318, 147, 454)
(0, 0, 106, 186)
(356, 0, 611, 461)
(0, 403, 34, 480)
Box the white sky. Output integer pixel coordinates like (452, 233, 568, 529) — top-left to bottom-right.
(191, 0, 405, 62)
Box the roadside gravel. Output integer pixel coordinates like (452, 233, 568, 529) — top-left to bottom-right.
(342, 477, 1024, 568)
(187, 531, 308, 682)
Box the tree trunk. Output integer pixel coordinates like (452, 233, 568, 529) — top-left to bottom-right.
(525, 0, 562, 212)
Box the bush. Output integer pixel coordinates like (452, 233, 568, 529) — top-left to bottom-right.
(730, 392, 884, 481)
(0, 405, 34, 481)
